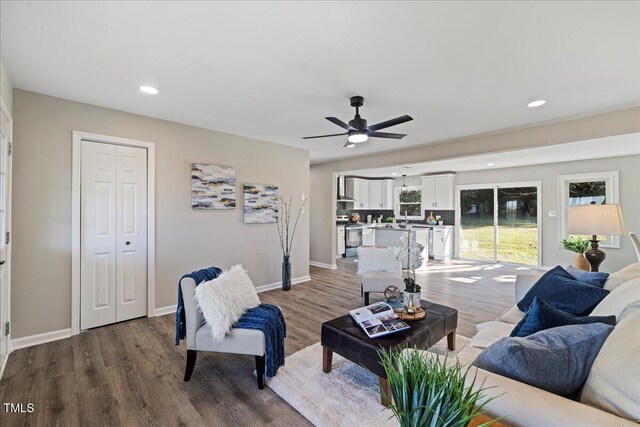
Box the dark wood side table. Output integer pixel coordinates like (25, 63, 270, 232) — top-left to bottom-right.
(321, 300, 458, 407)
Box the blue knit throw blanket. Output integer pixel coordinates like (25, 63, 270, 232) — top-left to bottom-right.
(175, 266, 222, 346)
(234, 304, 286, 377)
(175, 267, 286, 377)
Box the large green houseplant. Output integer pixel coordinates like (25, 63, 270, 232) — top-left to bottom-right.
(380, 348, 499, 427)
(561, 236, 591, 271)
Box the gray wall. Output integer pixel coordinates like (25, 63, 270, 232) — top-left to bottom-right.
(0, 61, 11, 113)
(454, 155, 640, 272)
(12, 90, 310, 338)
(310, 107, 640, 266)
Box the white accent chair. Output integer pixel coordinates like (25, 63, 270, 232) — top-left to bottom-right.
(629, 232, 640, 261)
(180, 277, 267, 389)
(358, 246, 404, 305)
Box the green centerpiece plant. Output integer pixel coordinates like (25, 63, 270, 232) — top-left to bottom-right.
(380, 348, 499, 427)
(561, 236, 591, 271)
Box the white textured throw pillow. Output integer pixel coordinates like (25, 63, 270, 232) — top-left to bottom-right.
(357, 246, 402, 276)
(580, 310, 640, 422)
(590, 277, 640, 322)
(604, 262, 640, 291)
(194, 265, 261, 342)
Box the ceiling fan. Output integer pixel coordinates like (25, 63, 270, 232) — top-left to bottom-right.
(302, 96, 413, 148)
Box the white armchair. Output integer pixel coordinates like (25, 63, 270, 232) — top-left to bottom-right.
(180, 277, 267, 389)
(358, 246, 404, 305)
(630, 232, 640, 261)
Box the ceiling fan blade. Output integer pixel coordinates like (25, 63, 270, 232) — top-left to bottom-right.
(302, 132, 348, 139)
(369, 131, 407, 139)
(326, 117, 355, 131)
(368, 115, 413, 132)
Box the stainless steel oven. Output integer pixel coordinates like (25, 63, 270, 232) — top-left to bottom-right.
(345, 224, 363, 258)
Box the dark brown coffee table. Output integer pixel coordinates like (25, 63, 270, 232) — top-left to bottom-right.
(321, 300, 458, 407)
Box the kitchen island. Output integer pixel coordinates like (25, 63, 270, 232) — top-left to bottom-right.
(365, 224, 454, 262)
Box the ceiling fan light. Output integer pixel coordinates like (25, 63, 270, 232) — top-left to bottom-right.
(348, 132, 368, 143)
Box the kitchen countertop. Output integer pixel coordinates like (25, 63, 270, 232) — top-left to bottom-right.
(365, 224, 453, 230)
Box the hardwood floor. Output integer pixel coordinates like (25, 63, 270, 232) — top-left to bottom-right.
(0, 259, 529, 426)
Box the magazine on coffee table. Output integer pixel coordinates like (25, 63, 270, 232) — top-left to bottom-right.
(349, 302, 411, 338)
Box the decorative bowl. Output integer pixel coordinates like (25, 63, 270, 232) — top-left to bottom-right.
(426, 220, 438, 225)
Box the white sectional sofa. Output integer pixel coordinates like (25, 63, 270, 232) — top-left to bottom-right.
(451, 263, 640, 427)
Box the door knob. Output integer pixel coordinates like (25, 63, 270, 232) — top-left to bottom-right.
(125, 241, 131, 245)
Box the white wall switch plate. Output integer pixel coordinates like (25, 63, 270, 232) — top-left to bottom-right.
(548, 211, 557, 217)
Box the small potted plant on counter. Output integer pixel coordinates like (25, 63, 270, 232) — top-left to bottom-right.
(561, 236, 591, 271)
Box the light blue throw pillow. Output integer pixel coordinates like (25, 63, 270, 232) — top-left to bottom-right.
(473, 323, 614, 397)
(566, 265, 609, 288)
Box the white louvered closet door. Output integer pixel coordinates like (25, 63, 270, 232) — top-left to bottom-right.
(81, 141, 147, 330)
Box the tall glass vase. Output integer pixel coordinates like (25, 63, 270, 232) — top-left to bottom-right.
(282, 255, 291, 291)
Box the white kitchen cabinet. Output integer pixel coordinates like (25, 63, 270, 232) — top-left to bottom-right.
(337, 225, 345, 256)
(432, 226, 453, 261)
(368, 180, 393, 209)
(421, 174, 455, 211)
(369, 180, 382, 209)
(380, 180, 394, 209)
(346, 178, 370, 209)
(346, 178, 393, 210)
(362, 227, 375, 246)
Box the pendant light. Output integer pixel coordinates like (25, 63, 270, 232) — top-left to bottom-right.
(401, 174, 407, 192)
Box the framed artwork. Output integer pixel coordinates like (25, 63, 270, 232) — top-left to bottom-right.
(243, 183, 278, 224)
(191, 163, 236, 209)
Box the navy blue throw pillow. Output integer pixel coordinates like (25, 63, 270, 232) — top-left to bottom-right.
(566, 265, 609, 288)
(510, 296, 616, 337)
(474, 323, 614, 397)
(517, 266, 609, 316)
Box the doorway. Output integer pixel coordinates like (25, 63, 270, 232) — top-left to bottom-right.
(72, 132, 156, 334)
(456, 182, 541, 267)
(0, 101, 12, 372)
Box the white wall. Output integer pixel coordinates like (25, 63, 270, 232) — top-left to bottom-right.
(310, 107, 640, 266)
(12, 89, 310, 339)
(454, 155, 640, 272)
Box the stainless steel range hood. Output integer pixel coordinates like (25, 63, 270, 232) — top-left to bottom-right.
(337, 175, 356, 202)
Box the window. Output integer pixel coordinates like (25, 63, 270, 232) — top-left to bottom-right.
(559, 171, 620, 248)
(394, 186, 423, 219)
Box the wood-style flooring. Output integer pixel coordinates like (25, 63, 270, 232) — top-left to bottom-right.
(0, 259, 530, 426)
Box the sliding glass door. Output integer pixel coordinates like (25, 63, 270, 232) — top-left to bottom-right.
(457, 182, 540, 266)
(459, 189, 495, 261)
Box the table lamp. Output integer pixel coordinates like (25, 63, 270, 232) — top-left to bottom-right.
(567, 204, 626, 272)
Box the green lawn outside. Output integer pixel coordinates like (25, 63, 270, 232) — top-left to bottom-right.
(459, 217, 538, 266)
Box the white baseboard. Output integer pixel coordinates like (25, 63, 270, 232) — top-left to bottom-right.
(0, 352, 8, 380)
(309, 261, 338, 270)
(154, 305, 177, 317)
(11, 328, 72, 351)
(255, 275, 311, 293)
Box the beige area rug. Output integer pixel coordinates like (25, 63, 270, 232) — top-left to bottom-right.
(267, 335, 472, 427)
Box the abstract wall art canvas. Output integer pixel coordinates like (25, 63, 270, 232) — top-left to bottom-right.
(191, 163, 236, 209)
(243, 183, 278, 224)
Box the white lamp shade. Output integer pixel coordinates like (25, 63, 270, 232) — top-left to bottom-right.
(567, 204, 626, 236)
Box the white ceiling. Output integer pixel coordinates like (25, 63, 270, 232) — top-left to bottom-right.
(1, 1, 639, 164)
(342, 133, 640, 177)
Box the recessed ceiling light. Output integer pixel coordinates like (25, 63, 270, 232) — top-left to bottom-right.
(391, 172, 398, 176)
(487, 163, 495, 166)
(527, 99, 546, 108)
(140, 85, 159, 95)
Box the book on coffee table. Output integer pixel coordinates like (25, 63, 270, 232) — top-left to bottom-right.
(349, 302, 410, 338)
